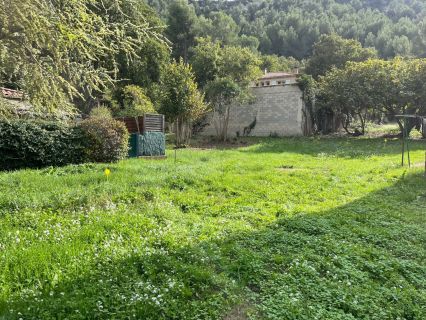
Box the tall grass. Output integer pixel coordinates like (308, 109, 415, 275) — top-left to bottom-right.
(0, 137, 425, 319)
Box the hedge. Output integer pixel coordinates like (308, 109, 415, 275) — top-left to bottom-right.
(0, 119, 129, 170)
(0, 120, 87, 170)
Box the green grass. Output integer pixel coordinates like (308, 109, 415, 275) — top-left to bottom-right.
(0, 137, 425, 319)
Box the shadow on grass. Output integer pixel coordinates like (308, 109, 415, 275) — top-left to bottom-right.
(4, 173, 426, 319)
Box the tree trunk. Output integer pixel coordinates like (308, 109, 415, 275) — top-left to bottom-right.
(222, 105, 231, 142)
(422, 118, 426, 138)
(397, 119, 404, 136)
(357, 112, 366, 135)
(213, 104, 232, 142)
(174, 117, 191, 147)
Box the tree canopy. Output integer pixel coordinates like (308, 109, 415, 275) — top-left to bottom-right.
(305, 34, 377, 79)
(318, 58, 426, 135)
(159, 59, 207, 145)
(149, 0, 426, 60)
(0, 0, 165, 114)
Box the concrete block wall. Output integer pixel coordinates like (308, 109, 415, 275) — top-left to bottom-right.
(201, 84, 305, 137)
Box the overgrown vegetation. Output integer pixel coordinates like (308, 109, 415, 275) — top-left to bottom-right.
(3, 0, 426, 138)
(1, 138, 425, 319)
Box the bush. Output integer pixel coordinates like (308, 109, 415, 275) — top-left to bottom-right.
(0, 120, 87, 170)
(0, 117, 130, 170)
(89, 106, 113, 119)
(79, 117, 129, 163)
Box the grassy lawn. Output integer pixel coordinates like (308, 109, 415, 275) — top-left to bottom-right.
(1, 137, 425, 319)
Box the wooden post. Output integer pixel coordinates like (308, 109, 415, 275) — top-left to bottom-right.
(162, 115, 165, 133)
(142, 115, 146, 134)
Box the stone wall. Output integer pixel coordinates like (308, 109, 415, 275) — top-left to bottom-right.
(201, 84, 307, 137)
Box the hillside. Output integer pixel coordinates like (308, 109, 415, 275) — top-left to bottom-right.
(148, 0, 426, 59)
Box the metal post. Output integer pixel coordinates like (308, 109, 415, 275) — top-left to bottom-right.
(401, 120, 405, 166)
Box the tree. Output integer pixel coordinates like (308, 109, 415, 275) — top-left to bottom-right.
(190, 38, 222, 88)
(297, 74, 317, 135)
(190, 39, 261, 86)
(318, 58, 426, 136)
(194, 12, 240, 46)
(260, 55, 301, 73)
(191, 40, 261, 140)
(159, 60, 207, 146)
(149, 0, 426, 59)
(116, 38, 170, 91)
(205, 78, 241, 141)
(220, 46, 262, 83)
(318, 65, 375, 135)
(238, 35, 260, 52)
(109, 37, 170, 113)
(166, 0, 197, 62)
(116, 85, 155, 117)
(0, 0, 163, 114)
(305, 34, 377, 78)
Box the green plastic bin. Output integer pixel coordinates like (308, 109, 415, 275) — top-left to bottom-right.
(128, 133, 139, 158)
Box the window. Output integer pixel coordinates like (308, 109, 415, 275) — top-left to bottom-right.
(266, 81, 270, 86)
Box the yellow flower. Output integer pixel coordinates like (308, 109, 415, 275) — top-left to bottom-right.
(104, 168, 111, 177)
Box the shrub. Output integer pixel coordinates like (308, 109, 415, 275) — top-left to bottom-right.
(0, 120, 87, 170)
(89, 106, 113, 119)
(79, 117, 129, 163)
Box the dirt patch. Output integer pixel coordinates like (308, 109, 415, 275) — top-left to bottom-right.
(188, 136, 258, 150)
(276, 165, 307, 172)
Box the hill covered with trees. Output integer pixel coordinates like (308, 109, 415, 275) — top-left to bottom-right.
(2, 0, 426, 139)
(148, 0, 426, 59)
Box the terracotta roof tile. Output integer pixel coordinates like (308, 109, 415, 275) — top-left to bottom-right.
(1, 87, 24, 100)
